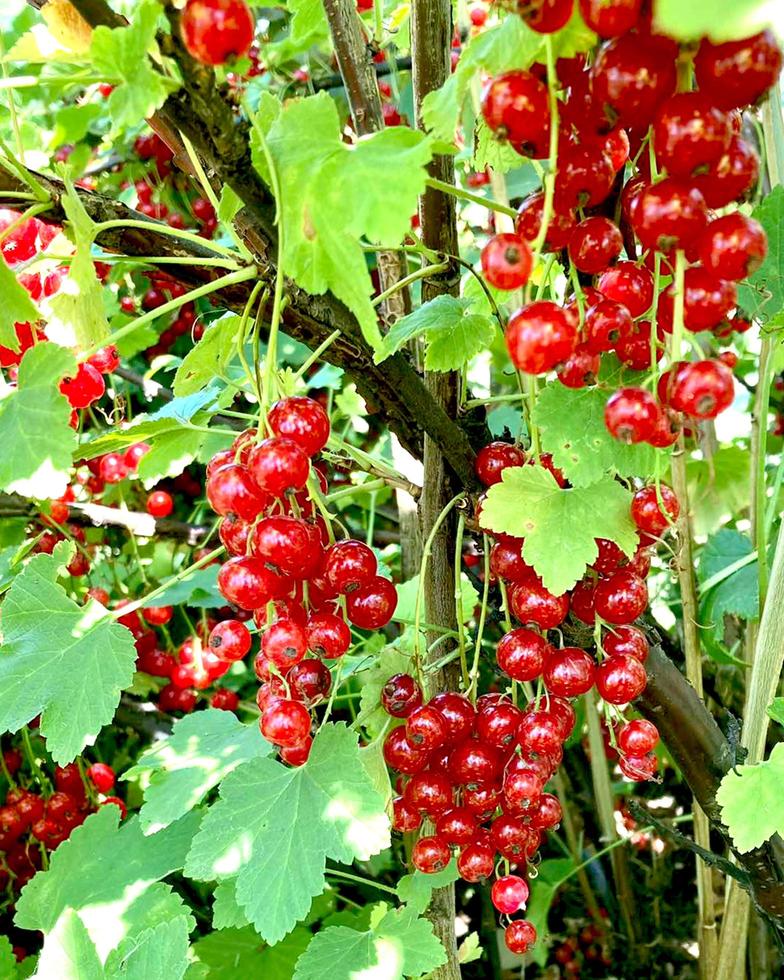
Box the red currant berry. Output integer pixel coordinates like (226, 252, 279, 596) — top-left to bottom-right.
(596, 653, 647, 703)
(568, 216, 623, 275)
(505, 919, 538, 955)
(694, 30, 782, 110)
(578, 0, 641, 37)
(209, 619, 252, 662)
(619, 751, 658, 781)
(428, 693, 477, 744)
(262, 618, 308, 670)
(604, 624, 649, 662)
(597, 262, 654, 318)
(392, 795, 422, 832)
(557, 344, 601, 389)
(496, 628, 549, 682)
(346, 575, 397, 629)
(267, 395, 330, 457)
(492, 874, 530, 914)
(475, 442, 526, 487)
(481, 71, 550, 156)
(181, 0, 254, 65)
(217, 556, 289, 610)
(631, 484, 679, 536)
(207, 464, 267, 521)
(323, 539, 377, 593)
(698, 213, 767, 281)
(447, 739, 501, 787)
(506, 301, 578, 375)
(406, 704, 449, 750)
(404, 771, 454, 816)
(653, 92, 731, 177)
(516, 192, 577, 251)
(543, 647, 596, 697)
(668, 359, 734, 420)
(457, 839, 496, 882)
(260, 699, 311, 747)
(146, 490, 173, 518)
(618, 718, 659, 755)
(481, 233, 533, 290)
(383, 726, 430, 774)
(252, 516, 323, 580)
(412, 834, 451, 873)
(594, 570, 648, 624)
(604, 387, 660, 444)
(248, 437, 310, 497)
(381, 673, 422, 718)
(632, 178, 708, 253)
(436, 806, 478, 845)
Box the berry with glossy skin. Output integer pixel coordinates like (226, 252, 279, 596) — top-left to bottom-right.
(505, 919, 537, 954)
(436, 806, 478, 845)
(490, 539, 531, 582)
(217, 556, 289, 610)
(392, 795, 422, 832)
(383, 726, 431, 774)
(475, 442, 526, 486)
(261, 699, 311, 747)
(653, 93, 732, 177)
(207, 464, 267, 521)
(570, 578, 597, 624)
(506, 302, 577, 375)
(447, 739, 501, 787)
(496, 628, 549, 681)
(412, 835, 451, 873)
(543, 647, 596, 697)
(597, 262, 654, 318)
(481, 71, 550, 155)
(219, 514, 250, 556)
(668, 359, 735, 420)
(492, 874, 530, 915)
(503, 767, 545, 811)
(252, 516, 323, 580)
(406, 704, 449, 750)
(99, 453, 129, 484)
(694, 30, 783, 110)
(286, 659, 331, 705)
(557, 344, 601, 389)
(596, 653, 647, 703)
(477, 700, 523, 748)
(481, 233, 533, 290)
(279, 735, 312, 766)
(248, 437, 310, 497)
(518, 710, 564, 758)
(510, 578, 569, 630)
(595, 570, 648, 624)
(146, 490, 173, 518)
(209, 619, 252, 662)
(88, 346, 120, 374)
(381, 673, 422, 718)
(404, 771, 453, 816)
(694, 134, 759, 207)
(346, 575, 397, 629)
(548, 696, 577, 740)
(604, 387, 660, 444)
(516, 192, 577, 250)
(490, 813, 533, 859)
(143, 605, 173, 626)
(632, 179, 708, 253)
(529, 792, 563, 830)
(429, 692, 477, 744)
(181, 0, 254, 66)
(60, 363, 105, 409)
(262, 619, 308, 670)
(618, 718, 659, 755)
(657, 268, 737, 334)
(521, 0, 573, 33)
(323, 539, 377, 593)
(578, 0, 641, 37)
(619, 751, 658, 781)
(305, 611, 351, 659)
(631, 484, 679, 536)
(604, 624, 649, 662)
(457, 839, 496, 882)
(159, 684, 198, 713)
(699, 213, 768, 281)
(267, 396, 330, 457)
(568, 217, 623, 274)
(584, 299, 633, 355)
(590, 34, 677, 129)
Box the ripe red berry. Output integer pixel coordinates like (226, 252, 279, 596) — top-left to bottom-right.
(618, 718, 659, 755)
(88, 346, 120, 375)
(619, 751, 658, 781)
(404, 771, 453, 816)
(412, 835, 451, 873)
(474, 442, 525, 486)
(632, 179, 708, 253)
(457, 839, 495, 882)
(323, 539, 377, 593)
(491, 813, 534, 859)
(406, 704, 449, 750)
(477, 700, 523, 748)
(568, 217, 623, 274)
(86, 763, 115, 793)
(668, 359, 735, 420)
(604, 387, 660, 444)
(481, 71, 550, 156)
(543, 647, 596, 697)
(436, 807, 478, 845)
(383, 726, 430, 774)
(428, 693, 476, 744)
(181, 0, 255, 65)
(60, 363, 105, 409)
(248, 437, 310, 497)
(217, 556, 289, 610)
(207, 463, 267, 521)
(521, 0, 573, 34)
(267, 395, 330, 457)
(492, 874, 530, 914)
(653, 92, 731, 178)
(496, 628, 549, 682)
(596, 653, 647, 703)
(481, 233, 533, 290)
(557, 344, 601, 389)
(346, 575, 398, 629)
(584, 299, 633, 356)
(693, 134, 759, 207)
(590, 34, 677, 129)
(262, 618, 308, 670)
(694, 30, 782, 110)
(260, 699, 311, 747)
(631, 484, 679, 536)
(578, 0, 642, 38)
(447, 739, 500, 787)
(143, 605, 173, 626)
(306, 611, 351, 659)
(510, 578, 569, 630)
(252, 516, 324, 580)
(146, 490, 173, 518)
(516, 192, 576, 250)
(381, 673, 422, 717)
(392, 795, 422, 832)
(505, 919, 537, 954)
(597, 262, 654, 318)
(489, 539, 531, 581)
(208, 619, 251, 662)
(594, 570, 648, 624)
(657, 268, 737, 334)
(604, 624, 649, 662)
(698, 213, 768, 281)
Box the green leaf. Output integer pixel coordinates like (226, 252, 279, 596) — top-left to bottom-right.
(653, 0, 778, 42)
(173, 316, 241, 396)
(686, 445, 751, 537)
(396, 858, 459, 915)
(717, 741, 784, 852)
(458, 932, 482, 964)
(473, 117, 528, 173)
(105, 916, 191, 980)
(534, 382, 658, 488)
(136, 425, 205, 487)
(0, 342, 77, 499)
(0, 546, 137, 763)
(0, 257, 40, 350)
(375, 295, 496, 371)
(141, 565, 222, 609)
(15, 807, 201, 955)
(698, 530, 759, 646)
(767, 698, 784, 727)
(292, 905, 446, 980)
(125, 709, 270, 833)
(525, 857, 574, 966)
(42, 185, 109, 351)
(89, 0, 179, 134)
(480, 465, 638, 595)
(255, 93, 434, 350)
(0, 937, 16, 979)
(50, 102, 101, 149)
(212, 879, 248, 930)
(184, 722, 391, 944)
(287, 0, 329, 43)
(35, 909, 104, 980)
(395, 573, 478, 624)
(737, 185, 784, 324)
(192, 925, 311, 980)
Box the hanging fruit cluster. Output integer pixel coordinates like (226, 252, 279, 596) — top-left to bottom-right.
(203, 396, 398, 764)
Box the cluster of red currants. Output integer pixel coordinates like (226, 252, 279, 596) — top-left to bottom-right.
(479, 14, 780, 447)
(0, 756, 122, 896)
(200, 395, 397, 763)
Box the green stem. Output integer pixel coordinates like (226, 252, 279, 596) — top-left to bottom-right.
(372, 261, 448, 308)
(752, 336, 776, 606)
(93, 218, 240, 259)
(109, 547, 224, 621)
(294, 329, 342, 380)
(453, 513, 469, 691)
(87, 267, 258, 357)
(671, 250, 686, 362)
(424, 176, 516, 218)
(467, 535, 491, 701)
(325, 868, 398, 897)
(531, 37, 559, 259)
(325, 478, 387, 503)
